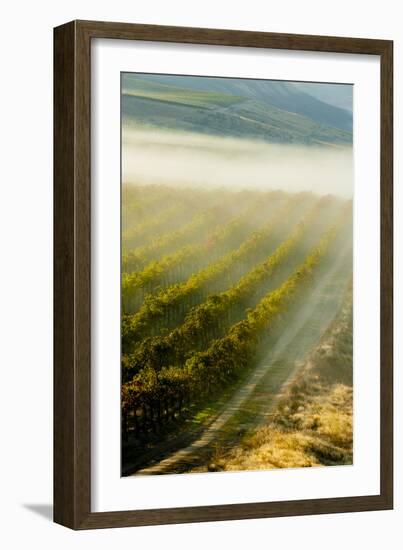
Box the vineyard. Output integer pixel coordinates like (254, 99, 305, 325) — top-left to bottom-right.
(121, 184, 353, 474)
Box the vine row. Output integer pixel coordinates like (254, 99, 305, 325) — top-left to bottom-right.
(121, 193, 314, 350)
(121, 216, 346, 437)
(121, 191, 290, 313)
(122, 196, 342, 379)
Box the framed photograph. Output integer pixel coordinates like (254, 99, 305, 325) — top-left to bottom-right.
(54, 20, 393, 529)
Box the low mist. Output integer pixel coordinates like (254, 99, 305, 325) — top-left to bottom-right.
(122, 127, 353, 197)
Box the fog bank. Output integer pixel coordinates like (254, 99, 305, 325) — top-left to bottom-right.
(122, 127, 353, 197)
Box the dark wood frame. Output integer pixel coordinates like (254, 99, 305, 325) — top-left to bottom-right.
(54, 19, 393, 530)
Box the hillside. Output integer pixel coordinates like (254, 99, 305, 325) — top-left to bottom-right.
(292, 82, 353, 112)
(122, 74, 353, 146)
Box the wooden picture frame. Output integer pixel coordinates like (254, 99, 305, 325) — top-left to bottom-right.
(54, 20, 393, 529)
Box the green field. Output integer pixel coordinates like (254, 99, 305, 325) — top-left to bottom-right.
(122, 76, 353, 145)
(123, 76, 244, 108)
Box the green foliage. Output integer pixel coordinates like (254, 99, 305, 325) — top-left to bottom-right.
(122, 188, 262, 274)
(122, 202, 189, 250)
(121, 191, 287, 313)
(122, 216, 346, 428)
(121, 193, 313, 349)
(120, 184, 352, 439)
(122, 195, 337, 379)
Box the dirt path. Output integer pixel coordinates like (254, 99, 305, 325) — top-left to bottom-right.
(133, 245, 352, 475)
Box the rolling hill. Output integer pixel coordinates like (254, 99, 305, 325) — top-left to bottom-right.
(122, 74, 352, 145)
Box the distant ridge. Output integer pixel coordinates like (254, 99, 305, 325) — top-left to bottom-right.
(125, 74, 352, 132)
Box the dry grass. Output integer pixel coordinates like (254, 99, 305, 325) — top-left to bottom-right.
(207, 294, 353, 472)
